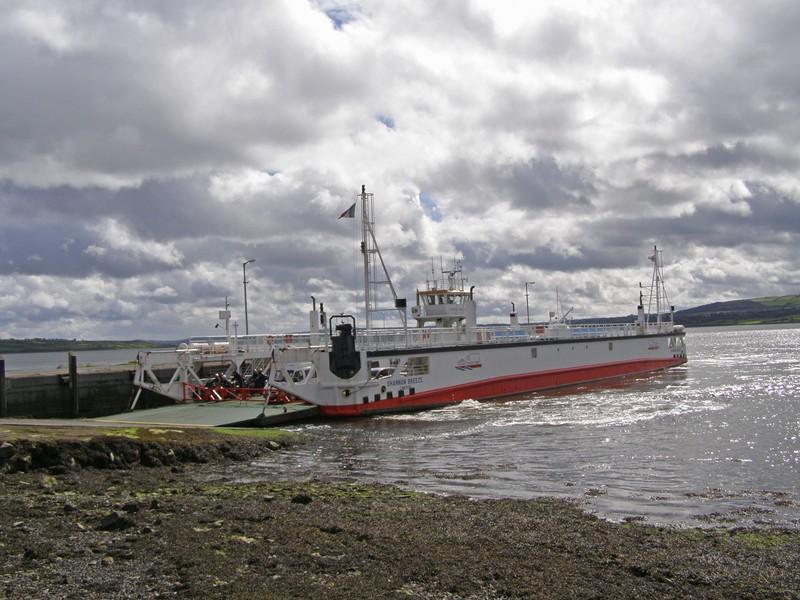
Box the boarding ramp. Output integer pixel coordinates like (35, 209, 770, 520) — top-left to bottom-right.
(94, 399, 318, 428)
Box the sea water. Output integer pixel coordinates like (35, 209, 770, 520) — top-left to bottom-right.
(1, 348, 159, 372)
(245, 324, 800, 528)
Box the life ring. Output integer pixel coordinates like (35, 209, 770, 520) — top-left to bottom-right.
(284, 334, 293, 344)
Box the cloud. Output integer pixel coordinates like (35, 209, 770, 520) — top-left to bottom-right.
(1, 0, 799, 338)
(6, 7, 80, 53)
(87, 218, 184, 267)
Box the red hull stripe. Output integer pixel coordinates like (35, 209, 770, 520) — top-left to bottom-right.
(319, 357, 687, 417)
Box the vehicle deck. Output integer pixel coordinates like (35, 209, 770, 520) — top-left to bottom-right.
(91, 400, 318, 428)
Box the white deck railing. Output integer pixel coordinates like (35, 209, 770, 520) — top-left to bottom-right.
(168, 319, 678, 359)
(197, 321, 671, 352)
(354, 321, 675, 352)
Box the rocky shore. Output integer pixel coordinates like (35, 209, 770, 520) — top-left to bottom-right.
(1, 425, 798, 599)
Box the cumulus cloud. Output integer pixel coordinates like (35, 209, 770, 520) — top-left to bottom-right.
(0, 0, 799, 338)
(87, 218, 184, 267)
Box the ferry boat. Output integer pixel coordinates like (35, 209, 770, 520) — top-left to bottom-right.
(267, 187, 687, 416)
(131, 186, 686, 417)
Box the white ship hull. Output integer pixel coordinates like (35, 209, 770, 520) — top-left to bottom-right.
(271, 326, 687, 417)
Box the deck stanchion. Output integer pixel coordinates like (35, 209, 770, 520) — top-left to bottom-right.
(69, 352, 79, 418)
(0, 358, 7, 418)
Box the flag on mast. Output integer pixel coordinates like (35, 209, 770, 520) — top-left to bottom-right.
(338, 203, 356, 219)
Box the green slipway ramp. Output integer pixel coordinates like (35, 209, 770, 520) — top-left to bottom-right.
(92, 400, 318, 428)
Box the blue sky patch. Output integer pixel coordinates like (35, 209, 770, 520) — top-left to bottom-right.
(324, 7, 355, 30)
(420, 192, 442, 222)
(377, 114, 395, 129)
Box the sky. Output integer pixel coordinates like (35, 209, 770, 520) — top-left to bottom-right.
(1, 0, 799, 339)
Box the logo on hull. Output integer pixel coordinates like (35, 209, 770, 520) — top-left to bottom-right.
(455, 353, 482, 371)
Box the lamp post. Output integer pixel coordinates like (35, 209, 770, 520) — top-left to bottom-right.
(242, 259, 255, 335)
(525, 281, 535, 324)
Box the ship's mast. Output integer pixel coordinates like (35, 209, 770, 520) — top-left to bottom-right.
(428, 257, 466, 291)
(361, 185, 372, 326)
(359, 185, 406, 329)
(646, 245, 671, 327)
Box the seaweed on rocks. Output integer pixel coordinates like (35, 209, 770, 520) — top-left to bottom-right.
(0, 430, 291, 474)
(1, 426, 798, 599)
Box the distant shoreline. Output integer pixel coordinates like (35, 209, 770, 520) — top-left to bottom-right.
(0, 340, 177, 354)
(679, 317, 800, 327)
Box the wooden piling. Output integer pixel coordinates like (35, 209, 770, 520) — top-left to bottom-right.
(0, 358, 6, 418)
(68, 353, 79, 418)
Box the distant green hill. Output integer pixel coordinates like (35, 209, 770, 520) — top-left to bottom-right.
(674, 295, 800, 326)
(567, 295, 800, 327)
(0, 339, 177, 354)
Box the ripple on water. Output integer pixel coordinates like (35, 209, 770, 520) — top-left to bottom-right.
(490, 386, 727, 428)
(249, 325, 800, 529)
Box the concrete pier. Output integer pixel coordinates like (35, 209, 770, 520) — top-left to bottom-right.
(0, 361, 317, 427)
(0, 358, 7, 418)
(2, 364, 172, 419)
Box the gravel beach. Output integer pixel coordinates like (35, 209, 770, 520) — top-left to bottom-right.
(0, 425, 798, 599)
